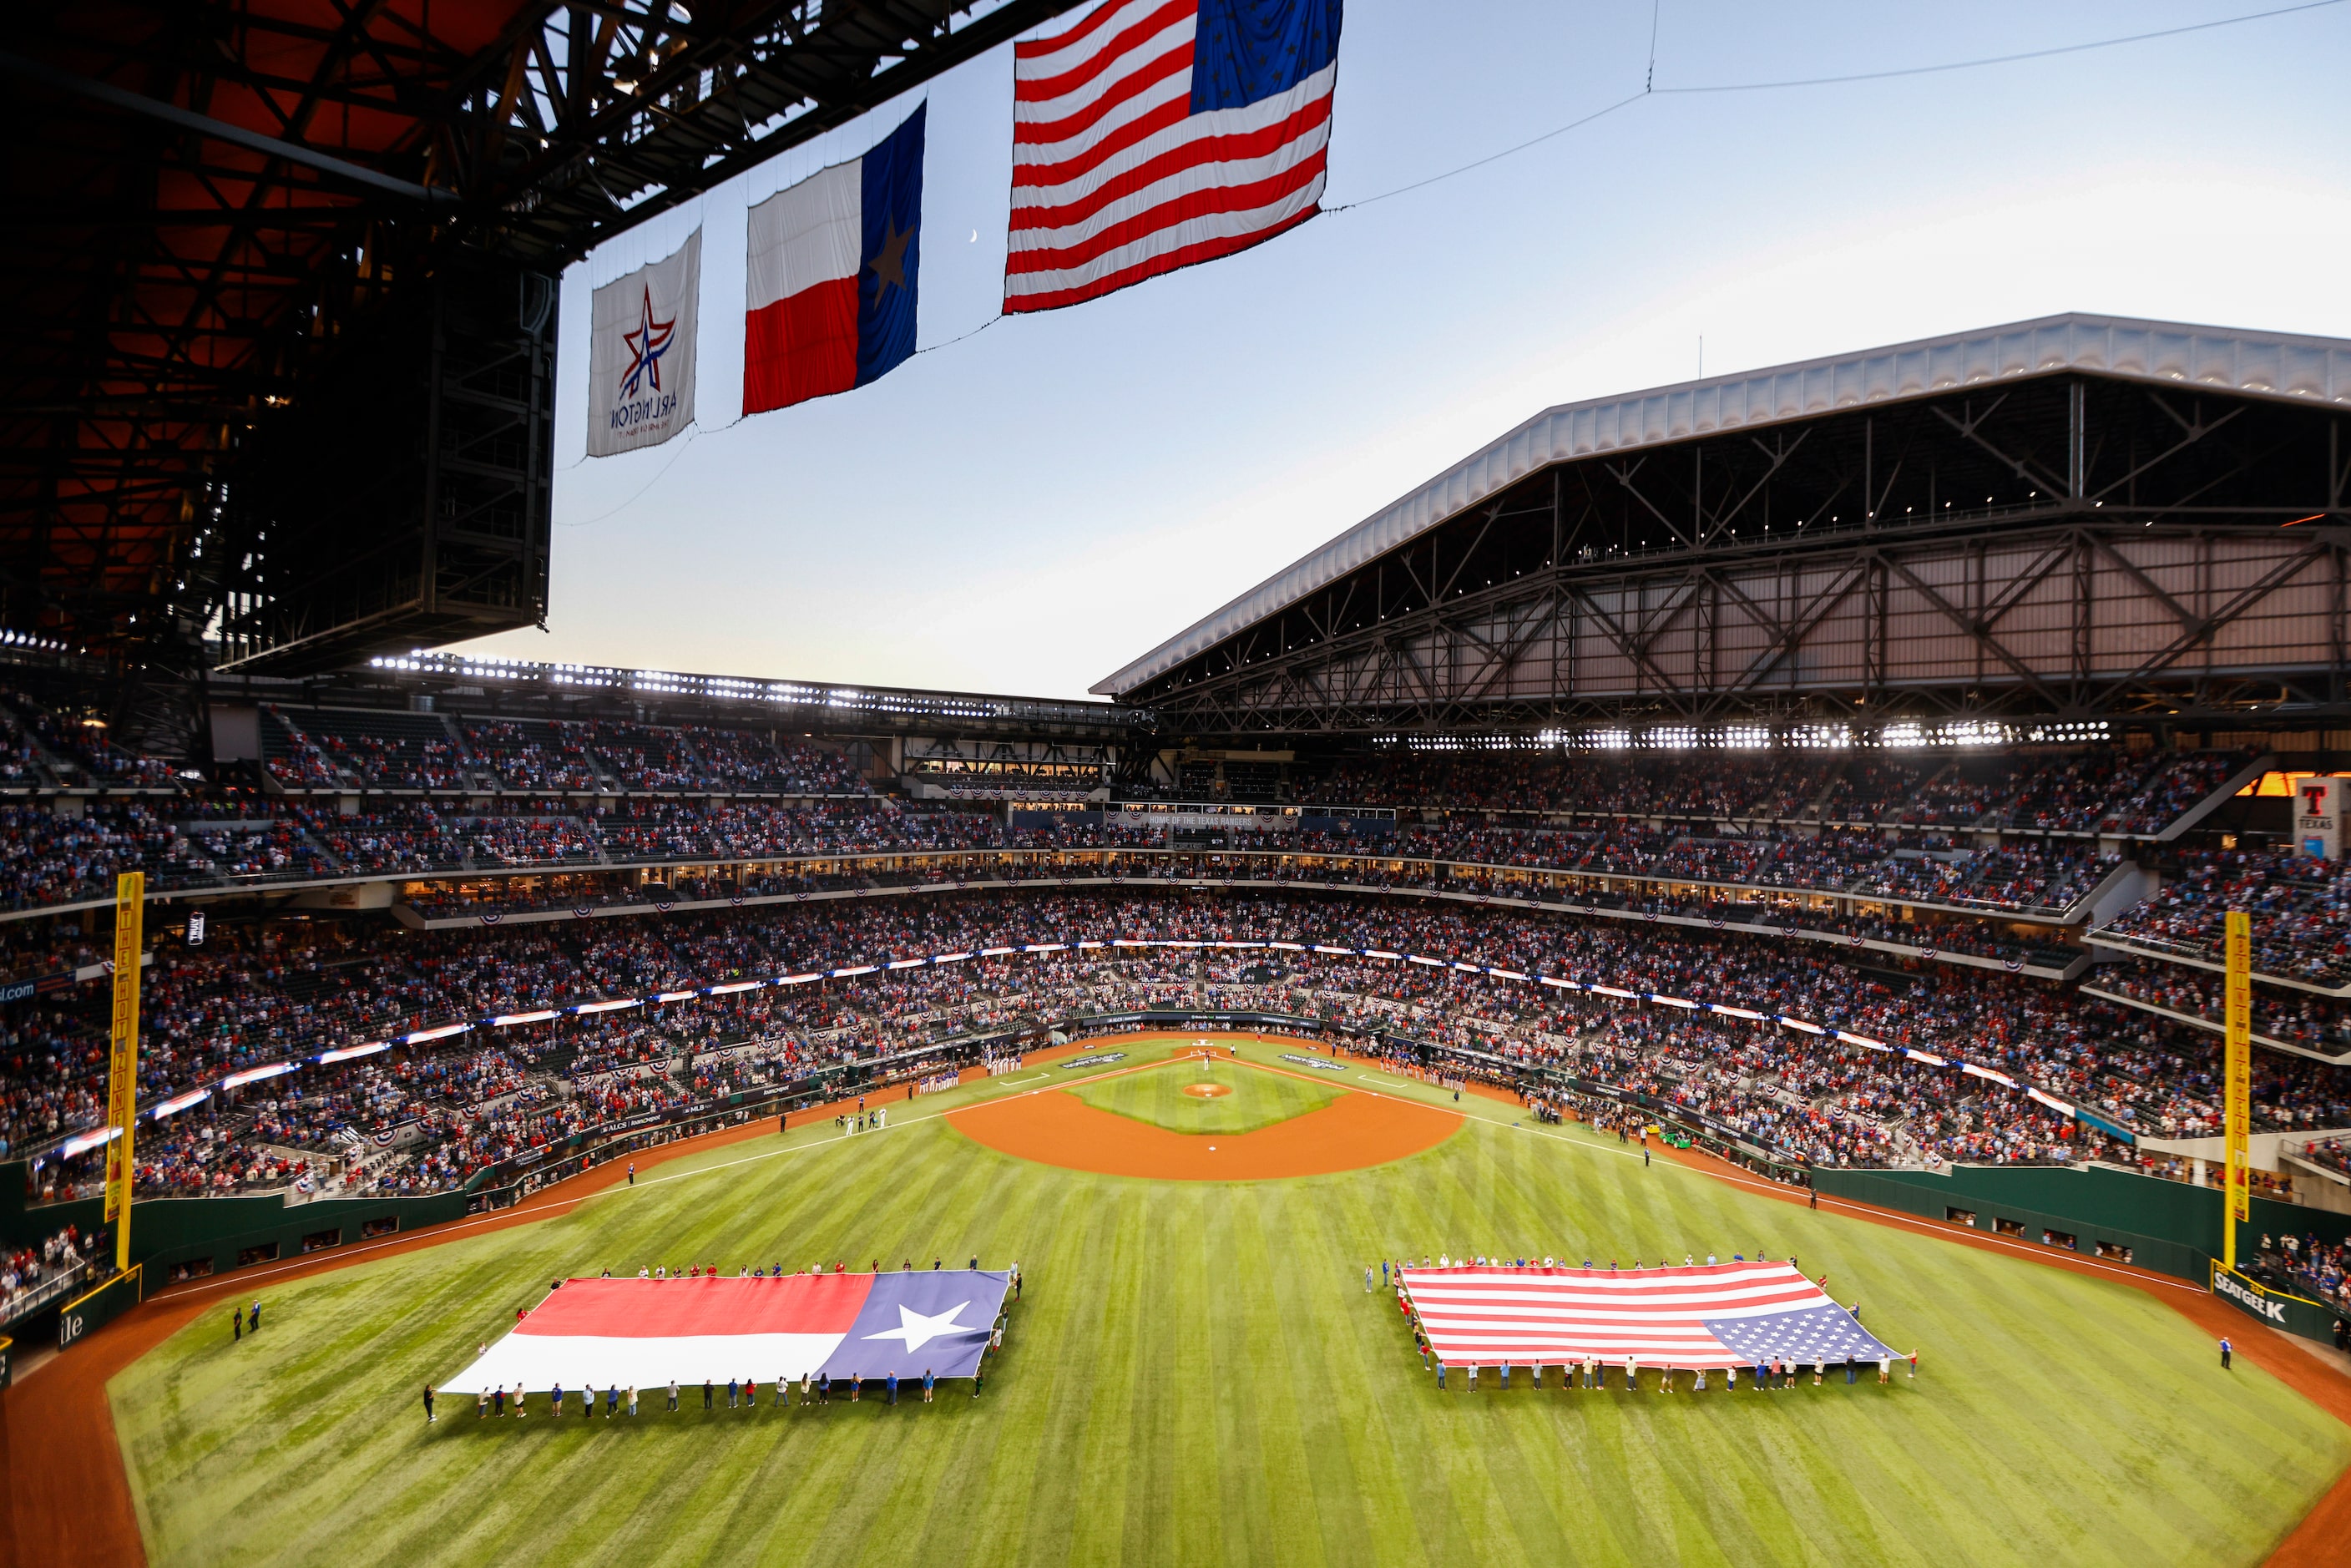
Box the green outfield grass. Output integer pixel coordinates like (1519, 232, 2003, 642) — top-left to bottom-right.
(109, 1038, 2349, 1567)
(1069, 1054, 1344, 1134)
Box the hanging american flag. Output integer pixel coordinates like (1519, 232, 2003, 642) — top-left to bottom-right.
(1005, 0, 1342, 314)
(1401, 1262, 1897, 1370)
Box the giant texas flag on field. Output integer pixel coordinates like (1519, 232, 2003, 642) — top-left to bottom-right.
(1006, 0, 1342, 313)
(743, 106, 926, 414)
(442, 1269, 1008, 1393)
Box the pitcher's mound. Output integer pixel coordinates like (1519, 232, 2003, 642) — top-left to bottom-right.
(950, 1081, 1461, 1180)
(1183, 1083, 1232, 1099)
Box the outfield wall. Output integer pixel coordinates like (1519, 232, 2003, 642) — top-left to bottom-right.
(1810, 1164, 2351, 1294)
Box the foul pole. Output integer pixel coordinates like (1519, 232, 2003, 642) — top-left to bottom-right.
(2222, 908, 2250, 1272)
(104, 872, 144, 1272)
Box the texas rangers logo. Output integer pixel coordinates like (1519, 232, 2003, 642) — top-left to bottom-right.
(619, 284, 675, 399)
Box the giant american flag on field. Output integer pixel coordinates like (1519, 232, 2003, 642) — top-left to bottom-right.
(1005, 0, 1342, 313)
(1402, 1262, 1898, 1370)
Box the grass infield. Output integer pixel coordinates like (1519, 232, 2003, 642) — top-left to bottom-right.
(109, 1037, 2348, 1567)
(1070, 1054, 1345, 1135)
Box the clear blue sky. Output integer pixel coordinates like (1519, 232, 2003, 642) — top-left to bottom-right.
(453, 0, 2351, 699)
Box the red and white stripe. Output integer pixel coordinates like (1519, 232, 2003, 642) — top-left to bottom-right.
(1006, 0, 1334, 313)
(1402, 1262, 1826, 1370)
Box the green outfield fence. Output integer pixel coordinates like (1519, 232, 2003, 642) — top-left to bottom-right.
(9, 1019, 2346, 1348)
(0, 1028, 1034, 1292)
(57, 1264, 141, 1350)
(2211, 1264, 2343, 1341)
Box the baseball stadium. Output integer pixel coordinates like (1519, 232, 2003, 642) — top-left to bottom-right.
(6, 3, 2351, 1565)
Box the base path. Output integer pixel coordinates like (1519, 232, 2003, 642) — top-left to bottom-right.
(951, 1068, 1459, 1180)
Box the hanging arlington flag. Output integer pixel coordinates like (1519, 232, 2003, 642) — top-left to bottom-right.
(1005, 0, 1342, 314)
(586, 230, 701, 456)
(744, 105, 927, 413)
(441, 1270, 1009, 1392)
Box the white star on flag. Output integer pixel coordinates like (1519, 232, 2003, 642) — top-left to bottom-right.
(862, 1301, 982, 1353)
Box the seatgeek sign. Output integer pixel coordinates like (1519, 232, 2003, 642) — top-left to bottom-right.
(2212, 1267, 2288, 1323)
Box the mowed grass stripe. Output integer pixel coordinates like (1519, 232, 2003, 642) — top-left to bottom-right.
(109, 1060, 2348, 1568)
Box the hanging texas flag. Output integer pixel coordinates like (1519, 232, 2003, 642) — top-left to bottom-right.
(744, 106, 926, 413)
(1005, 0, 1342, 314)
(441, 1268, 1009, 1393)
(586, 230, 701, 457)
(1401, 1262, 1896, 1370)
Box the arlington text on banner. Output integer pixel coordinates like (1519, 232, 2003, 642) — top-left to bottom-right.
(588, 230, 702, 457)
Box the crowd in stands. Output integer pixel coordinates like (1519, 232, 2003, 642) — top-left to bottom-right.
(1307, 745, 2245, 835)
(2094, 849, 2351, 988)
(15, 886, 2351, 1208)
(3, 690, 176, 788)
(257, 706, 873, 797)
(2252, 1229, 2351, 1313)
(2087, 959, 2351, 1054)
(1389, 822, 2116, 915)
(2, 1222, 99, 1315)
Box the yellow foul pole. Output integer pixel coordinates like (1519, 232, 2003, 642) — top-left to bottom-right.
(105, 872, 144, 1273)
(2222, 908, 2250, 1272)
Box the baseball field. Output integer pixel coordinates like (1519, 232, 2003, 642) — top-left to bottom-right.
(103, 1038, 2350, 1566)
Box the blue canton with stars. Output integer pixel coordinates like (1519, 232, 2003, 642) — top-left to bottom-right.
(1190, 0, 1342, 114)
(1702, 1304, 1896, 1366)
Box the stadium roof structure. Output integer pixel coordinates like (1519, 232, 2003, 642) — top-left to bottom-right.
(1102, 313, 2351, 736)
(3, 0, 1081, 749)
